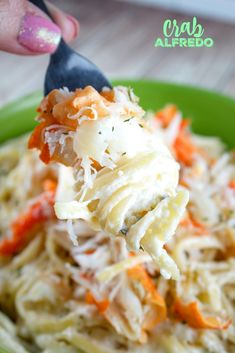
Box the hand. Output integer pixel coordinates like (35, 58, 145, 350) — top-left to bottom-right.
(0, 0, 79, 55)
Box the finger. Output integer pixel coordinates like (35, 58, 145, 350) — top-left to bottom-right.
(0, 0, 61, 55)
(46, 1, 79, 43)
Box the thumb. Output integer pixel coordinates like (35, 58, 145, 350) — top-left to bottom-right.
(0, 0, 61, 55)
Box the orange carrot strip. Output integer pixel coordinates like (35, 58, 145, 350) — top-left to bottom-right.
(155, 108, 198, 166)
(173, 298, 231, 330)
(85, 290, 109, 314)
(180, 119, 190, 130)
(28, 116, 56, 150)
(91, 159, 102, 172)
(40, 144, 51, 164)
(179, 178, 189, 188)
(84, 249, 96, 255)
(42, 179, 57, 192)
(174, 120, 198, 166)
(228, 180, 235, 189)
(0, 190, 56, 256)
(155, 105, 177, 128)
(28, 115, 57, 164)
(190, 217, 209, 235)
(100, 90, 115, 102)
(180, 212, 208, 236)
(128, 265, 166, 329)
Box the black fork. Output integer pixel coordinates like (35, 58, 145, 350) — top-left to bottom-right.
(30, 0, 112, 94)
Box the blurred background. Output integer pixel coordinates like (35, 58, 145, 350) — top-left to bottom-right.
(0, 0, 235, 106)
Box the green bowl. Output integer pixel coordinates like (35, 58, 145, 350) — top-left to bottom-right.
(0, 80, 235, 148)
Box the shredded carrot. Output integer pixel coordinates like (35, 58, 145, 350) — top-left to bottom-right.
(228, 180, 235, 189)
(28, 116, 56, 164)
(179, 178, 189, 188)
(28, 116, 56, 150)
(84, 249, 96, 255)
(190, 218, 209, 235)
(0, 189, 56, 256)
(128, 251, 136, 257)
(42, 179, 57, 192)
(155, 105, 177, 128)
(179, 119, 190, 130)
(85, 290, 110, 314)
(155, 106, 198, 166)
(180, 212, 208, 235)
(100, 90, 115, 102)
(173, 297, 231, 330)
(173, 119, 198, 166)
(91, 159, 102, 172)
(128, 265, 166, 329)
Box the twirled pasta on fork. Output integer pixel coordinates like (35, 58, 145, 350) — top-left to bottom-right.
(29, 85, 189, 279)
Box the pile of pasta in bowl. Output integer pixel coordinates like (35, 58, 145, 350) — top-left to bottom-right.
(0, 86, 234, 353)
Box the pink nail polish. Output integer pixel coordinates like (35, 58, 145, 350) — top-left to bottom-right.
(18, 13, 61, 53)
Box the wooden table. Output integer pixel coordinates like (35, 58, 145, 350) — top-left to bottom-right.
(0, 0, 235, 106)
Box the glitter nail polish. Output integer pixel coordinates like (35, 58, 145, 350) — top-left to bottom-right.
(18, 13, 61, 54)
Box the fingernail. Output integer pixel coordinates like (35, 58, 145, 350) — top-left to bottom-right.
(18, 13, 61, 53)
(66, 15, 79, 38)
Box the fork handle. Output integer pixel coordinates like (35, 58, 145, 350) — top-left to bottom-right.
(29, 0, 52, 20)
